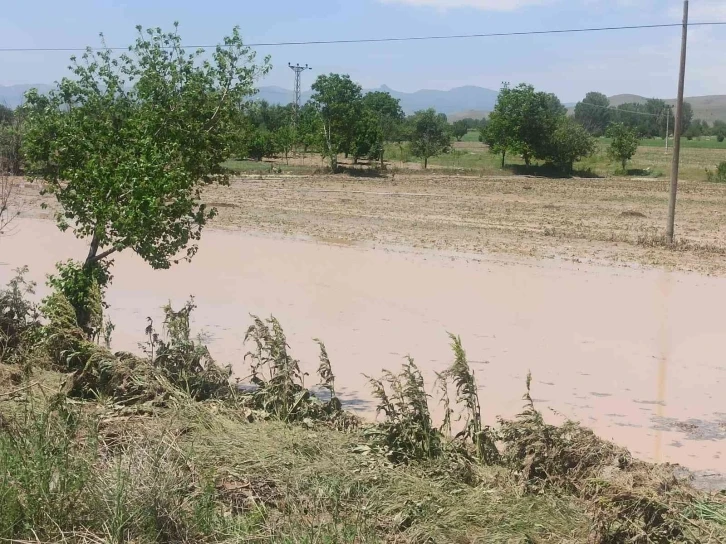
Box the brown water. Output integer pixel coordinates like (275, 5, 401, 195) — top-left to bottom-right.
(1, 218, 724, 473)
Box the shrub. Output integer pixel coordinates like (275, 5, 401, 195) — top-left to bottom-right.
(705, 161, 726, 183)
(143, 298, 232, 401)
(0, 267, 40, 365)
(364, 358, 444, 463)
(243, 315, 350, 426)
(47, 259, 111, 340)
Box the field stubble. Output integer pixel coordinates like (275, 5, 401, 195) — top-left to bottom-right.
(201, 172, 726, 275)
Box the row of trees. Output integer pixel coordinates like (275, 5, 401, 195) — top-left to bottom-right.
(573, 91, 726, 141)
(239, 74, 453, 170)
(0, 104, 23, 175)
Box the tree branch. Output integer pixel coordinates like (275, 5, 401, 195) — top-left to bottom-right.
(87, 247, 118, 265)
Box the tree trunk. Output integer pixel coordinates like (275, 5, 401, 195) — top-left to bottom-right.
(501, 150, 506, 168)
(424, 156, 428, 170)
(85, 231, 101, 268)
(380, 150, 385, 169)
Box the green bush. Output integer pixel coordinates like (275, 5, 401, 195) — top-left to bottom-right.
(0, 267, 40, 365)
(705, 161, 726, 183)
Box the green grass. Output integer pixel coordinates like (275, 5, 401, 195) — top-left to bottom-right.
(222, 159, 317, 175)
(601, 136, 726, 149)
(460, 129, 482, 143)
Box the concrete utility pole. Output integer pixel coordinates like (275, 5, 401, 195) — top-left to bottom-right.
(288, 63, 311, 122)
(666, 0, 689, 244)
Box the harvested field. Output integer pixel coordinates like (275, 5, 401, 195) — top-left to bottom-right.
(199, 173, 726, 275)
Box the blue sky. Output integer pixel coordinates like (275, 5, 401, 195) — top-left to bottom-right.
(1, 0, 725, 102)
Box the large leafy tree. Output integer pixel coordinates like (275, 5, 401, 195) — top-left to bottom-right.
(574, 92, 611, 136)
(606, 123, 640, 171)
(23, 24, 270, 272)
(483, 83, 563, 167)
(548, 117, 596, 174)
(409, 109, 450, 169)
(361, 91, 404, 168)
(309, 73, 362, 171)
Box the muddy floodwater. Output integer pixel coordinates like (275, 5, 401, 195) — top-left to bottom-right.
(1, 218, 725, 475)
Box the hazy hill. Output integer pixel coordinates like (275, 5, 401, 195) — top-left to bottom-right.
(608, 94, 726, 122)
(0, 84, 54, 108)
(257, 84, 499, 116)
(4, 83, 726, 122)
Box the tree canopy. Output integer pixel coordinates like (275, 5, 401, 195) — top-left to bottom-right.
(23, 24, 270, 271)
(409, 109, 450, 169)
(606, 123, 639, 171)
(574, 92, 611, 136)
(310, 74, 363, 171)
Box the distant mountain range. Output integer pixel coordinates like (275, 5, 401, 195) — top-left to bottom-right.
(3, 83, 726, 122)
(254, 84, 500, 116)
(0, 83, 500, 116)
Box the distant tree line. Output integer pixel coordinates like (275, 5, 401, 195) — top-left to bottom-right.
(238, 73, 456, 170)
(0, 104, 23, 175)
(573, 91, 724, 142)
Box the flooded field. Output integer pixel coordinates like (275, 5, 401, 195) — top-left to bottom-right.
(1, 216, 724, 477)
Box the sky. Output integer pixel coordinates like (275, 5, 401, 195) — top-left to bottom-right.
(1, 0, 725, 102)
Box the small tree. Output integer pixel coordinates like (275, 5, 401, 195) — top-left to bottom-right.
(451, 120, 469, 141)
(606, 123, 640, 172)
(548, 117, 596, 174)
(409, 109, 450, 169)
(23, 25, 269, 279)
(309, 74, 362, 171)
(275, 125, 297, 165)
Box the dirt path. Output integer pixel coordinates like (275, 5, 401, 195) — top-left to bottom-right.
(1, 218, 724, 479)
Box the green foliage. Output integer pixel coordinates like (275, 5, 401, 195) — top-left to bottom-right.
(143, 298, 232, 400)
(614, 98, 677, 138)
(574, 92, 610, 136)
(451, 120, 469, 141)
(274, 124, 297, 164)
(23, 24, 270, 271)
(350, 107, 383, 164)
(0, 267, 40, 365)
(606, 123, 640, 171)
(0, 107, 24, 175)
(705, 161, 726, 183)
(244, 315, 347, 425)
(483, 82, 564, 167)
(361, 91, 404, 167)
(246, 127, 278, 161)
(408, 109, 450, 169)
(47, 260, 111, 339)
(548, 117, 596, 174)
(364, 358, 443, 463)
(439, 334, 498, 464)
(310, 73, 363, 171)
(0, 403, 98, 541)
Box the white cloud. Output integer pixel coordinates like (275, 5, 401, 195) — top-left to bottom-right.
(378, 0, 554, 11)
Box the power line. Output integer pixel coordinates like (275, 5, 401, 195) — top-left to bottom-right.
(577, 101, 666, 118)
(1, 21, 725, 52)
